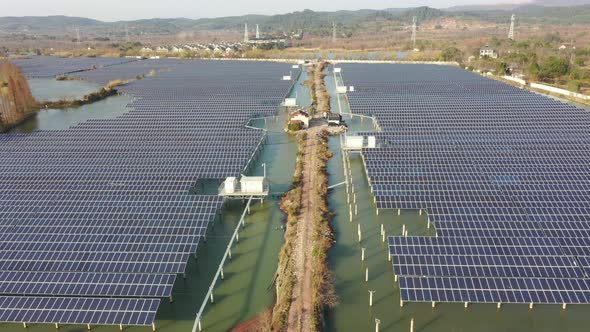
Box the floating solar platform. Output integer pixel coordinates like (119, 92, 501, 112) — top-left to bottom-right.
(0, 59, 298, 326)
(340, 63, 590, 306)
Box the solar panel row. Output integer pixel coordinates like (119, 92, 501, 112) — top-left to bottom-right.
(340, 63, 590, 305)
(12, 56, 136, 78)
(1, 59, 298, 325)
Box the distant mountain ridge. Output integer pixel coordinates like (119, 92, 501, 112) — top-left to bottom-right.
(534, 0, 590, 6)
(1, 4, 590, 38)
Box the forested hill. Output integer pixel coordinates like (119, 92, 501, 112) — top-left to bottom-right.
(1, 4, 590, 38)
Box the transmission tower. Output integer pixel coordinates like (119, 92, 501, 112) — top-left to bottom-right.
(508, 14, 516, 40)
(332, 22, 337, 43)
(256, 24, 260, 39)
(125, 25, 130, 42)
(75, 27, 81, 45)
(411, 17, 417, 48)
(244, 23, 249, 43)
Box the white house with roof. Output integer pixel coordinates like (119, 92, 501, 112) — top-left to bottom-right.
(480, 46, 498, 59)
(289, 110, 310, 129)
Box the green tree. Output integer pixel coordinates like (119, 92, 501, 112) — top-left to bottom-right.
(528, 62, 540, 80)
(440, 47, 463, 62)
(490, 36, 501, 48)
(539, 56, 570, 81)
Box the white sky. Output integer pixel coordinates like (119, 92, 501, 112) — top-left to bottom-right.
(2, 0, 529, 21)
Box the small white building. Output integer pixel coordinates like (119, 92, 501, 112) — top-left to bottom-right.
(224, 177, 238, 194)
(283, 98, 298, 107)
(219, 175, 269, 199)
(240, 176, 266, 194)
(480, 46, 498, 59)
(289, 110, 310, 129)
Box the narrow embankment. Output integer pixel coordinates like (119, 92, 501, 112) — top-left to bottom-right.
(303, 62, 331, 116)
(39, 75, 147, 109)
(273, 61, 337, 332)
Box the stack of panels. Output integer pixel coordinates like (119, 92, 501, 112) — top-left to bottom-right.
(0, 60, 296, 325)
(341, 63, 590, 305)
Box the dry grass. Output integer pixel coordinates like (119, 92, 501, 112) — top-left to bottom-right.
(309, 132, 338, 331)
(272, 132, 307, 331)
(0, 60, 37, 131)
(105, 79, 125, 90)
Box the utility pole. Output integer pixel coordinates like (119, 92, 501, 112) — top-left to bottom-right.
(411, 17, 417, 49)
(508, 14, 515, 41)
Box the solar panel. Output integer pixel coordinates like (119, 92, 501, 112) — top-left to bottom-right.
(0, 297, 159, 325)
(0, 59, 299, 325)
(0, 272, 175, 297)
(400, 276, 590, 304)
(340, 63, 590, 305)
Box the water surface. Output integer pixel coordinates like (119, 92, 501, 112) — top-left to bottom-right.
(28, 78, 100, 102)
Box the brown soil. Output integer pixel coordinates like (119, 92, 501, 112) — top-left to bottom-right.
(312, 62, 330, 116)
(287, 126, 322, 332)
(232, 309, 273, 332)
(286, 60, 335, 332)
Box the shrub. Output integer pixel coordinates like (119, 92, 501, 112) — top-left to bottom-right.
(539, 56, 570, 81)
(287, 122, 303, 132)
(567, 80, 581, 93)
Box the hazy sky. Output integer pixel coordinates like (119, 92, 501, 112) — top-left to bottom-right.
(4, 0, 523, 21)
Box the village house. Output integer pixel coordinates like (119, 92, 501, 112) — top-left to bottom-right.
(479, 45, 498, 59)
(289, 109, 310, 129)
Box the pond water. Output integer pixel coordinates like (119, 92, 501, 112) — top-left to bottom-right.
(323, 65, 590, 332)
(9, 95, 133, 133)
(28, 78, 100, 102)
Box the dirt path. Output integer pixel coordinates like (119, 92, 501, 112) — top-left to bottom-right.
(287, 126, 321, 332)
(284, 61, 334, 332)
(313, 62, 330, 116)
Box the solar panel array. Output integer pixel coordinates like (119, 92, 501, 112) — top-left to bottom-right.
(12, 56, 135, 78)
(341, 64, 590, 305)
(0, 59, 296, 325)
(66, 60, 173, 86)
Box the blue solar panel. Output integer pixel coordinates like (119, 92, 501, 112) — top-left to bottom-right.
(340, 63, 590, 305)
(0, 59, 299, 325)
(0, 297, 159, 325)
